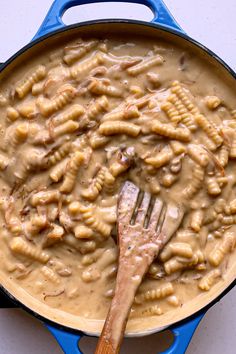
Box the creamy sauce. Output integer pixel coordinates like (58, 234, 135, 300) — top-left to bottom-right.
(0, 31, 235, 332)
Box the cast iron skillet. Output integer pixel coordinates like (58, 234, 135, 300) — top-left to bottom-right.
(0, 1, 235, 353)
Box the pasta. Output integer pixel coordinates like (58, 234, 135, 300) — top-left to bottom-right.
(129, 85, 143, 97)
(70, 52, 104, 79)
(171, 80, 199, 110)
(10, 238, 50, 264)
(81, 166, 107, 201)
(214, 199, 227, 214)
(170, 158, 182, 174)
(41, 266, 61, 284)
(148, 177, 161, 194)
(109, 150, 134, 177)
(11, 123, 29, 148)
(2, 124, 28, 152)
(3, 200, 22, 235)
(63, 40, 98, 65)
(205, 96, 221, 110)
(198, 269, 221, 291)
(161, 173, 177, 187)
(6, 107, 19, 122)
(37, 84, 76, 117)
(224, 199, 236, 215)
(15, 65, 46, 99)
(151, 120, 191, 142)
(171, 81, 199, 115)
(206, 177, 221, 196)
(202, 136, 217, 152)
(146, 72, 160, 87)
(50, 159, 69, 182)
(167, 295, 180, 307)
(88, 79, 123, 97)
(170, 141, 186, 155)
(134, 283, 174, 304)
(73, 225, 94, 239)
(46, 141, 72, 167)
(182, 164, 205, 200)
(102, 105, 140, 122)
(46, 224, 65, 244)
(208, 231, 236, 266)
(190, 210, 204, 232)
(218, 144, 230, 167)
(52, 104, 84, 126)
(24, 214, 48, 237)
(60, 151, 85, 193)
(167, 93, 197, 131)
(161, 101, 181, 125)
(195, 114, 223, 146)
(89, 131, 110, 149)
(159, 243, 193, 262)
(53, 120, 79, 138)
(30, 190, 61, 206)
(81, 249, 103, 266)
(187, 144, 209, 167)
(87, 96, 109, 120)
(145, 146, 173, 168)
(64, 234, 97, 254)
(103, 170, 116, 193)
(68, 201, 81, 216)
(75, 202, 113, 238)
(81, 267, 101, 283)
(32, 81, 45, 96)
(229, 133, 236, 158)
(131, 306, 163, 318)
(127, 54, 164, 76)
(176, 229, 197, 241)
(164, 250, 204, 274)
(99, 121, 140, 137)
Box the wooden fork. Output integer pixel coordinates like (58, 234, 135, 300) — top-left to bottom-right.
(95, 181, 184, 354)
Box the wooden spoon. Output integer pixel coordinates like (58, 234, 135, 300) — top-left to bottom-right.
(95, 181, 184, 354)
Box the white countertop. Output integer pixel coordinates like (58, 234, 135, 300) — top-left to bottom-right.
(0, 1, 235, 353)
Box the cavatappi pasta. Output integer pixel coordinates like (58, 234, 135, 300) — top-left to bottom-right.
(0, 33, 236, 327)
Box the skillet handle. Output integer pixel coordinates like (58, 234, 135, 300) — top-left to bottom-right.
(161, 312, 204, 354)
(45, 312, 204, 354)
(46, 324, 84, 354)
(33, 0, 183, 40)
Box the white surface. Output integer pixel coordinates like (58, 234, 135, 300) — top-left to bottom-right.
(0, 1, 235, 353)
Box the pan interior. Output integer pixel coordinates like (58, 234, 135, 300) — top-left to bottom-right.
(0, 21, 236, 336)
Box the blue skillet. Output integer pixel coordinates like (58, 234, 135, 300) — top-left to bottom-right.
(0, 1, 235, 353)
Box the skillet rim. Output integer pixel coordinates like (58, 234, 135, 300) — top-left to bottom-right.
(1, 19, 236, 80)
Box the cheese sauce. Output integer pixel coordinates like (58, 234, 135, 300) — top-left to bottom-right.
(0, 31, 235, 331)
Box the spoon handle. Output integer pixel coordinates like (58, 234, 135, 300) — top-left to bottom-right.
(95, 335, 117, 354)
(95, 269, 138, 354)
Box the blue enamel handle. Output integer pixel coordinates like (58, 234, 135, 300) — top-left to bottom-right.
(46, 324, 84, 354)
(33, 0, 183, 40)
(161, 313, 204, 354)
(46, 312, 203, 354)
